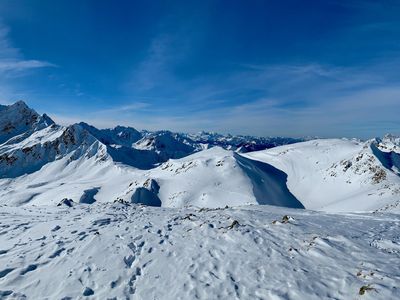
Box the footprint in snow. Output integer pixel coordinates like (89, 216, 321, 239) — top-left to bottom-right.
(0, 268, 14, 278)
(0, 249, 9, 255)
(51, 225, 61, 232)
(83, 287, 94, 296)
(49, 247, 65, 259)
(20, 264, 38, 275)
(124, 254, 135, 268)
(0, 290, 13, 297)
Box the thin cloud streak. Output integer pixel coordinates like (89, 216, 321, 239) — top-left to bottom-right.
(76, 61, 400, 138)
(0, 21, 56, 101)
(0, 59, 56, 72)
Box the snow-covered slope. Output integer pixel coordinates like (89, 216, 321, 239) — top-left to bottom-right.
(114, 147, 303, 209)
(0, 203, 398, 299)
(0, 145, 304, 209)
(243, 139, 400, 212)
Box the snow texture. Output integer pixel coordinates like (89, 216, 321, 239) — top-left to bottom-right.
(0, 203, 398, 299)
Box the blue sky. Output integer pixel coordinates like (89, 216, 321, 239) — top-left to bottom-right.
(0, 0, 399, 138)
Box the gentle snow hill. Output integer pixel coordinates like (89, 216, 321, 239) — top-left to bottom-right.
(242, 139, 400, 212)
(115, 147, 303, 209)
(0, 203, 398, 299)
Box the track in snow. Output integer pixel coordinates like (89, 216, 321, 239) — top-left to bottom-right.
(0, 203, 399, 299)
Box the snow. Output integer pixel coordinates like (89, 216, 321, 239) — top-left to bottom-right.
(0, 133, 303, 209)
(113, 147, 303, 209)
(0, 203, 398, 299)
(1, 102, 400, 212)
(1, 101, 400, 299)
(371, 137, 400, 176)
(242, 139, 400, 212)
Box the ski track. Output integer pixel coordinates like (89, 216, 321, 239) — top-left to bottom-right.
(0, 203, 399, 299)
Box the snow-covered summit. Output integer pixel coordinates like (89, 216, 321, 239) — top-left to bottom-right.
(0, 100, 54, 144)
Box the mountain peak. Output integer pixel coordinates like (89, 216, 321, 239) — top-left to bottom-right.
(12, 100, 29, 108)
(0, 100, 54, 144)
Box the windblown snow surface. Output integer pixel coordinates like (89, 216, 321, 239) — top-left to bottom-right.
(0, 203, 399, 299)
(1, 101, 400, 299)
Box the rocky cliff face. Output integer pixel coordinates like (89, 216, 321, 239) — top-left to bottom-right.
(0, 102, 108, 178)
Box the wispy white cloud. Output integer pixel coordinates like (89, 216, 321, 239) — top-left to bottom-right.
(0, 59, 56, 72)
(0, 21, 55, 102)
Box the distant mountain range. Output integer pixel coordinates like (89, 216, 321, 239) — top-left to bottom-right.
(0, 100, 399, 212)
(77, 120, 305, 169)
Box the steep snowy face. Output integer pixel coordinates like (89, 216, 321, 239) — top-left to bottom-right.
(0, 101, 54, 144)
(371, 134, 400, 176)
(0, 123, 109, 178)
(243, 139, 400, 212)
(377, 134, 400, 152)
